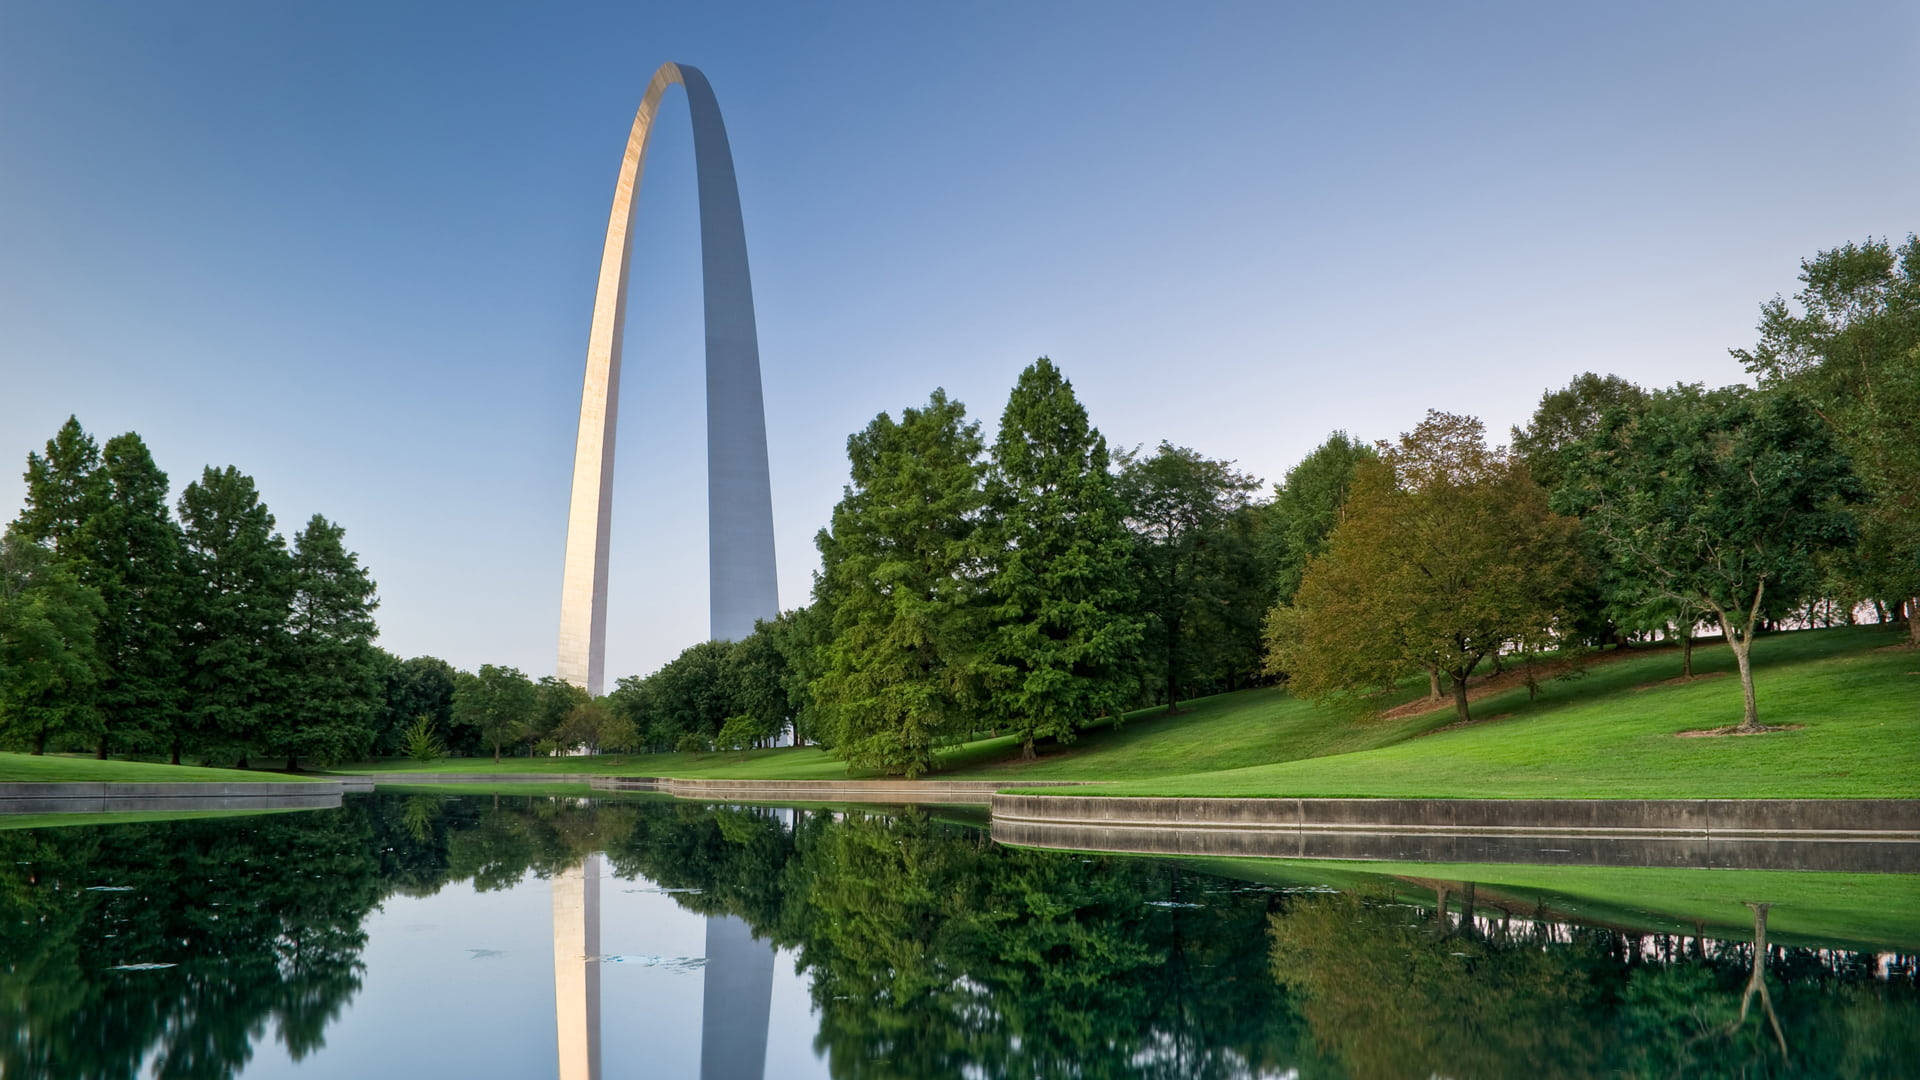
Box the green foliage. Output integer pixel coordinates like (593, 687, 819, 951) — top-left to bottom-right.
(1115, 441, 1261, 710)
(1261, 430, 1376, 605)
(450, 664, 536, 762)
(1272, 412, 1583, 723)
(1735, 235, 1920, 644)
(531, 675, 590, 747)
(812, 389, 991, 776)
(273, 514, 383, 769)
(378, 654, 459, 756)
(177, 465, 296, 764)
(0, 530, 105, 754)
(544, 698, 632, 754)
(981, 359, 1141, 758)
(14, 417, 101, 555)
(71, 433, 185, 757)
(1561, 384, 1861, 729)
(400, 713, 443, 761)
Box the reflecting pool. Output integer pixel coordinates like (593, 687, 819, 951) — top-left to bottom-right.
(2, 793, 1916, 1078)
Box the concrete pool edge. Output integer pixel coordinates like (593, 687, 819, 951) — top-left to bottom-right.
(0, 778, 372, 814)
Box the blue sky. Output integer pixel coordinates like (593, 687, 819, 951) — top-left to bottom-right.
(3, 1, 1916, 679)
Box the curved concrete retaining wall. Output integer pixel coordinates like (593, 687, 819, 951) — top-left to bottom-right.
(593, 777, 1083, 805)
(990, 795, 1920, 872)
(0, 780, 358, 814)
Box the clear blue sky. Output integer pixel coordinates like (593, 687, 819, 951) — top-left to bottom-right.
(3, 1, 1915, 679)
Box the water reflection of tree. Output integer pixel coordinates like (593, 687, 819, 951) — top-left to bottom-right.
(1268, 886, 1920, 1079)
(6, 798, 1917, 1079)
(0, 810, 380, 1079)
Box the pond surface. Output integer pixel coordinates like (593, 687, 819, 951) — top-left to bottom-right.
(2, 793, 1917, 1078)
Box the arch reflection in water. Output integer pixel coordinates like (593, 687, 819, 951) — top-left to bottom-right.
(550, 851, 777, 1080)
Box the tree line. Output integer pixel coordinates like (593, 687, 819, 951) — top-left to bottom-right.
(5, 236, 1911, 769)
(0, 421, 382, 767)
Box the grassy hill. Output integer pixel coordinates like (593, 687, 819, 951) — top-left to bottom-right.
(333, 624, 1918, 799)
(0, 754, 321, 784)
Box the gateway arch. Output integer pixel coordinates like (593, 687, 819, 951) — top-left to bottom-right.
(559, 62, 778, 694)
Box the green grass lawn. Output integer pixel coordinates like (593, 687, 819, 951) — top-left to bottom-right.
(0, 753, 321, 783)
(1056, 626, 1918, 798)
(333, 625, 1916, 799)
(1191, 856, 1920, 951)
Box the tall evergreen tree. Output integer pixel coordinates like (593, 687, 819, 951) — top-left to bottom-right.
(72, 433, 185, 758)
(812, 390, 989, 776)
(177, 467, 293, 765)
(982, 359, 1141, 759)
(274, 515, 382, 769)
(0, 529, 104, 753)
(15, 416, 101, 555)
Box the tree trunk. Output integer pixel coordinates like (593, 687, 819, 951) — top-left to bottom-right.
(286, 755, 299, 773)
(1730, 632, 1760, 732)
(1682, 632, 1694, 678)
(170, 737, 181, 766)
(1490, 651, 1505, 677)
(96, 734, 109, 760)
(1021, 738, 1037, 761)
(1426, 665, 1441, 701)
(1450, 672, 1471, 725)
(1909, 598, 1920, 647)
(31, 726, 47, 756)
(493, 744, 502, 764)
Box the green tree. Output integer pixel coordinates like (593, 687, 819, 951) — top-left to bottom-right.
(451, 663, 536, 762)
(13, 416, 101, 555)
(274, 515, 383, 769)
(1514, 375, 1656, 650)
(726, 623, 793, 747)
(981, 358, 1141, 758)
(1114, 442, 1259, 711)
(69, 433, 186, 758)
(765, 605, 828, 746)
(1561, 385, 1860, 730)
(177, 466, 294, 765)
(1262, 431, 1377, 605)
(532, 675, 590, 749)
(379, 654, 459, 756)
(0, 529, 105, 754)
(547, 698, 632, 754)
(1272, 412, 1583, 724)
(812, 390, 990, 776)
(1734, 236, 1920, 645)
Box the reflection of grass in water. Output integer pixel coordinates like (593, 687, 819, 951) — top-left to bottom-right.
(1185, 856, 1920, 952)
(0, 807, 307, 831)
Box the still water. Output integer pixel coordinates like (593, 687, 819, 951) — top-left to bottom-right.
(2, 793, 1916, 1078)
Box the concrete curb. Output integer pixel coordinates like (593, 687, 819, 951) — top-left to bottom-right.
(0, 779, 362, 815)
(988, 794, 1920, 872)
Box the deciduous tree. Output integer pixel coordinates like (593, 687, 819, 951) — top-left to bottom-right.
(451, 664, 536, 762)
(1734, 236, 1920, 645)
(1561, 385, 1860, 730)
(1116, 442, 1259, 711)
(1272, 412, 1582, 724)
